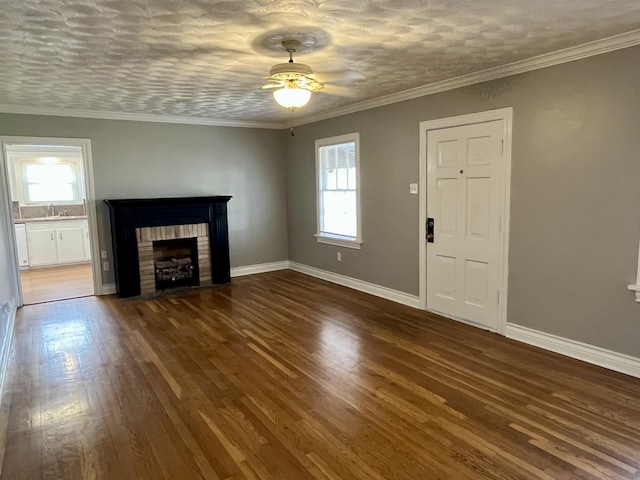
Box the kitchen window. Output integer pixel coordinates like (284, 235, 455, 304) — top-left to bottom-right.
(21, 160, 81, 204)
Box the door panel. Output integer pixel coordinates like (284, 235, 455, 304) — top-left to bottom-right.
(467, 135, 493, 166)
(437, 140, 458, 167)
(434, 255, 457, 301)
(466, 177, 491, 240)
(464, 260, 489, 308)
(426, 120, 504, 330)
(437, 178, 458, 238)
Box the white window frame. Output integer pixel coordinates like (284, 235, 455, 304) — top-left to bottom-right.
(315, 132, 362, 249)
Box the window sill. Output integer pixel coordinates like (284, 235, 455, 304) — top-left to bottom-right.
(315, 234, 362, 250)
(628, 284, 640, 303)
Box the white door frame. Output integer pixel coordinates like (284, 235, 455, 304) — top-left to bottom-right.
(418, 108, 513, 334)
(0, 136, 103, 306)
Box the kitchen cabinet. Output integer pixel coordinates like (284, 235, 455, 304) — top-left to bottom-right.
(56, 223, 85, 263)
(82, 220, 91, 261)
(26, 220, 89, 267)
(14, 224, 29, 268)
(26, 225, 58, 266)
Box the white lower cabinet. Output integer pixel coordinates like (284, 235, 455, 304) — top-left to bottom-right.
(26, 225, 58, 266)
(26, 220, 89, 267)
(14, 224, 30, 268)
(82, 220, 91, 261)
(56, 224, 86, 263)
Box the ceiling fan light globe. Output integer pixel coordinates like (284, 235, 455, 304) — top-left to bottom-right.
(273, 87, 312, 110)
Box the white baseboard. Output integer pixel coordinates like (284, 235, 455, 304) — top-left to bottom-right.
(231, 261, 291, 277)
(0, 301, 17, 399)
(289, 261, 421, 309)
(506, 323, 640, 379)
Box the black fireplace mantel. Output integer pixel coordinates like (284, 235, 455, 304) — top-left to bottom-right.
(105, 196, 232, 298)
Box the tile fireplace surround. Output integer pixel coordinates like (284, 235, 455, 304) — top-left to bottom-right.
(105, 196, 231, 298)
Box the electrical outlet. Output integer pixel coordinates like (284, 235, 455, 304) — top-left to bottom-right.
(337, 252, 342, 262)
(103, 261, 110, 271)
(409, 183, 418, 194)
(101, 250, 108, 259)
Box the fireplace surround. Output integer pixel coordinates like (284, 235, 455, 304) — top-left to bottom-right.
(105, 196, 231, 298)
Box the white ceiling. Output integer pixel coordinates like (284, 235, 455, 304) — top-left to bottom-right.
(1, 0, 639, 127)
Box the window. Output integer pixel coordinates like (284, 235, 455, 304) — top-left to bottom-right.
(6, 145, 86, 206)
(20, 160, 82, 204)
(315, 133, 362, 248)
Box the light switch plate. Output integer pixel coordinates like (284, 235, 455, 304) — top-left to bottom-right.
(409, 183, 418, 194)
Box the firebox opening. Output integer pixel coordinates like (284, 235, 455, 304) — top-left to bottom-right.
(153, 238, 200, 291)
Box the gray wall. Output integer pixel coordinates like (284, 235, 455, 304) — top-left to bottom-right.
(286, 45, 640, 357)
(0, 186, 17, 359)
(0, 115, 289, 285)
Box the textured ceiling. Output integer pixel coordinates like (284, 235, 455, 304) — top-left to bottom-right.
(1, 0, 639, 125)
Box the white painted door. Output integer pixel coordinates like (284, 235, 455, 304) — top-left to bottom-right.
(57, 224, 86, 263)
(426, 120, 505, 330)
(27, 225, 58, 266)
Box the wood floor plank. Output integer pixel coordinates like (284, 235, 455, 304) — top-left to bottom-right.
(20, 263, 94, 305)
(2, 270, 640, 479)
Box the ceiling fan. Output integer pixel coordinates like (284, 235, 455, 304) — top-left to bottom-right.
(262, 39, 326, 111)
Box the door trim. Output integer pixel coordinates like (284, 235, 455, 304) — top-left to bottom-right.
(0, 136, 103, 305)
(418, 108, 513, 334)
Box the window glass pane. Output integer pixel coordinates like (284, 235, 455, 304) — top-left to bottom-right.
(321, 190, 357, 238)
(324, 168, 337, 190)
(336, 168, 348, 190)
(336, 142, 355, 169)
(347, 167, 356, 189)
(28, 183, 74, 202)
(26, 164, 74, 184)
(24, 162, 78, 203)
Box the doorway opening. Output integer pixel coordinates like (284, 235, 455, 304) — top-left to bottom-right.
(1, 139, 99, 305)
(418, 108, 513, 334)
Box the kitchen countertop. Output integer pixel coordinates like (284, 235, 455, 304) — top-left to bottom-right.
(14, 215, 88, 224)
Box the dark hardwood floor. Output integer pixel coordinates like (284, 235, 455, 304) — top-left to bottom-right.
(1, 270, 640, 479)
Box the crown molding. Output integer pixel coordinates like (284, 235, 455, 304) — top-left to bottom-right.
(1, 29, 639, 130)
(0, 104, 286, 130)
(289, 28, 640, 127)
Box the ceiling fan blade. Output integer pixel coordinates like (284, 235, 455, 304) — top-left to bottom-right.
(311, 70, 365, 84)
(261, 83, 282, 89)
